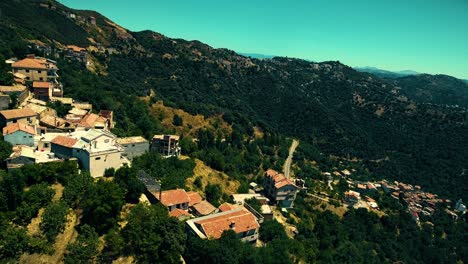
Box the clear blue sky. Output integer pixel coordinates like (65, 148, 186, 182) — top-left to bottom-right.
(60, 0, 468, 79)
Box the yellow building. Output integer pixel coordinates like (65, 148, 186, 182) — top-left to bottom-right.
(11, 55, 58, 82)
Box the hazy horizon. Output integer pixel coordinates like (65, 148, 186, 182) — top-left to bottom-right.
(60, 0, 468, 79)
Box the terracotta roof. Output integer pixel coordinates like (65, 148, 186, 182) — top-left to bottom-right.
(32, 81, 51, 89)
(78, 113, 99, 128)
(169, 208, 190, 218)
(99, 110, 113, 118)
(2, 123, 35, 135)
(194, 208, 259, 239)
(218, 203, 236, 212)
(192, 200, 217, 216)
(40, 115, 71, 128)
(12, 58, 48, 70)
(0, 108, 37, 119)
(264, 169, 297, 189)
(158, 189, 190, 207)
(51, 135, 78, 148)
(67, 45, 86, 52)
(187, 191, 203, 207)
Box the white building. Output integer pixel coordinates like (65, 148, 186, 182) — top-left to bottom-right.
(51, 129, 124, 177)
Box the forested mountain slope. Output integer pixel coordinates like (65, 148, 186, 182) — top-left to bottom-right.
(0, 0, 466, 200)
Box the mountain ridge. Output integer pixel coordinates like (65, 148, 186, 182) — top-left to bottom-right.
(0, 0, 466, 200)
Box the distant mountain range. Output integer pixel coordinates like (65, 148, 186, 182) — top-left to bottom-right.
(238, 52, 276, 59)
(354, 66, 420, 78)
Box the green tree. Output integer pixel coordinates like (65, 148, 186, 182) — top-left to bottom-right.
(0, 54, 13, 86)
(122, 203, 186, 263)
(0, 222, 29, 261)
(81, 180, 125, 234)
(205, 183, 223, 207)
(99, 229, 125, 263)
(64, 225, 99, 264)
(172, 114, 183, 126)
(0, 140, 13, 168)
(40, 201, 69, 242)
(259, 220, 288, 243)
(62, 172, 94, 208)
(114, 166, 144, 203)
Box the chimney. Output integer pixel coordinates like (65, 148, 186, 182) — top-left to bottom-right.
(229, 221, 236, 229)
(27, 54, 35, 59)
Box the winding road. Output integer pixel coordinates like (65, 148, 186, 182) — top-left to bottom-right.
(283, 139, 299, 179)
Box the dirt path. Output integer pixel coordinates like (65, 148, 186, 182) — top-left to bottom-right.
(283, 139, 299, 178)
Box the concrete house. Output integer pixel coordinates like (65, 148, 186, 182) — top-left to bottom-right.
(148, 188, 202, 212)
(116, 136, 149, 160)
(31, 82, 52, 101)
(151, 135, 181, 158)
(51, 129, 123, 177)
(0, 108, 38, 128)
(263, 169, 298, 208)
(6, 145, 62, 170)
(11, 55, 59, 83)
(78, 113, 108, 130)
(2, 123, 36, 146)
(66, 45, 87, 63)
(0, 85, 29, 107)
(186, 207, 260, 243)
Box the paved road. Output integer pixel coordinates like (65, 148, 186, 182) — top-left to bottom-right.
(283, 139, 299, 179)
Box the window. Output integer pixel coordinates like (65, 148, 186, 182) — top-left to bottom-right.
(104, 139, 110, 143)
(39, 77, 43, 81)
(44, 143, 49, 148)
(95, 157, 101, 160)
(131, 144, 135, 147)
(38, 70, 42, 74)
(25, 69, 30, 73)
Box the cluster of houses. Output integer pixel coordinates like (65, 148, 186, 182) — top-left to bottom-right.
(337, 173, 464, 222)
(137, 168, 299, 243)
(0, 54, 183, 177)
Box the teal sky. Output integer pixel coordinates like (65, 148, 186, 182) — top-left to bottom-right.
(60, 0, 468, 79)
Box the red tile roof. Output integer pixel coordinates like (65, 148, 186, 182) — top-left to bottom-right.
(195, 208, 259, 239)
(192, 200, 217, 216)
(158, 189, 190, 207)
(265, 169, 297, 189)
(169, 208, 190, 218)
(0, 108, 37, 119)
(218, 203, 236, 212)
(78, 113, 99, 128)
(187, 191, 203, 207)
(2, 123, 35, 135)
(51, 135, 78, 148)
(67, 45, 86, 52)
(32, 81, 51, 89)
(12, 58, 48, 70)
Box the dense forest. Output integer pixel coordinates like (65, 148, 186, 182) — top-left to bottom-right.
(1, 0, 466, 200)
(1, 160, 467, 263)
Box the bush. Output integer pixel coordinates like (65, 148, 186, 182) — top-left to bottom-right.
(40, 202, 69, 242)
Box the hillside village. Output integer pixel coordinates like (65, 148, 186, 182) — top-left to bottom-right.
(0, 1, 466, 263)
(1, 52, 465, 247)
